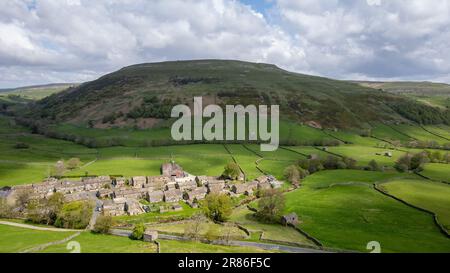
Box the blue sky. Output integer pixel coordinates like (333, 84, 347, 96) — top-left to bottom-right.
(239, 0, 274, 14)
(1, 0, 450, 87)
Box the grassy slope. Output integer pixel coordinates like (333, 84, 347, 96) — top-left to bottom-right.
(0, 224, 77, 253)
(380, 179, 450, 232)
(284, 170, 450, 252)
(421, 163, 450, 183)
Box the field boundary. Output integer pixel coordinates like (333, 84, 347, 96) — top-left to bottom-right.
(222, 144, 247, 181)
(419, 125, 450, 141)
(373, 183, 450, 238)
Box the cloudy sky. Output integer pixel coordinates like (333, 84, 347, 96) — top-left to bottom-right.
(1, 0, 450, 88)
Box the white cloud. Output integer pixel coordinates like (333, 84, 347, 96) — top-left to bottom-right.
(0, 0, 449, 87)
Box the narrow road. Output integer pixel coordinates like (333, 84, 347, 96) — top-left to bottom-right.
(110, 229, 330, 253)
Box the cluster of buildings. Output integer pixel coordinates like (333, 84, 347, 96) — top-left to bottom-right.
(8, 161, 282, 217)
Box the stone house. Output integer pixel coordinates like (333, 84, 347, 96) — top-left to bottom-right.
(207, 183, 225, 194)
(147, 190, 164, 203)
(161, 162, 185, 178)
(232, 181, 258, 195)
(184, 186, 208, 201)
(147, 176, 170, 191)
(125, 199, 144, 216)
(102, 199, 126, 216)
(132, 176, 147, 188)
(164, 189, 183, 203)
(176, 180, 198, 191)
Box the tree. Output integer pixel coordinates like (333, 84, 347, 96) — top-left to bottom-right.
(430, 151, 443, 163)
(15, 189, 31, 210)
(283, 165, 300, 186)
(0, 198, 13, 218)
(202, 193, 233, 222)
(92, 215, 113, 234)
(51, 160, 66, 178)
(222, 162, 241, 180)
(368, 160, 380, 171)
(255, 189, 285, 223)
(66, 158, 82, 170)
(54, 201, 93, 229)
(130, 222, 146, 240)
(184, 213, 207, 241)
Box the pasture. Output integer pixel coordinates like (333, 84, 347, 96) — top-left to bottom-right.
(284, 170, 450, 252)
(380, 179, 450, 232)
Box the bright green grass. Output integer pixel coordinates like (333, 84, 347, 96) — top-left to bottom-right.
(158, 239, 274, 253)
(147, 221, 247, 239)
(229, 206, 314, 246)
(372, 123, 413, 142)
(225, 144, 264, 180)
(392, 124, 448, 144)
(52, 124, 173, 147)
(0, 224, 77, 253)
(245, 144, 303, 161)
(0, 162, 51, 186)
(114, 202, 198, 225)
(40, 232, 157, 253)
(299, 170, 413, 189)
(380, 179, 450, 232)
(327, 145, 404, 166)
(284, 171, 450, 252)
(67, 158, 163, 177)
(257, 159, 294, 180)
(423, 125, 450, 140)
(421, 163, 450, 183)
(324, 130, 384, 146)
(284, 146, 328, 158)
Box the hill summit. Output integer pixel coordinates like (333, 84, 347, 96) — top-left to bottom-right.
(25, 60, 450, 129)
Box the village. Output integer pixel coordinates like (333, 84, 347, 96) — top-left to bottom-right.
(9, 161, 283, 217)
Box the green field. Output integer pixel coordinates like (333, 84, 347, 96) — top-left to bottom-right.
(0, 224, 77, 253)
(421, 163, 450, 183)
(380, 179, 450, 232)
(40, 232, 157, 253)
(230, 206, 314, 246)
(284, 170, 450, 252)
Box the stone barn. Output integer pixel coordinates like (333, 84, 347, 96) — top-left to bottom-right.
(281, 212, 299, 226)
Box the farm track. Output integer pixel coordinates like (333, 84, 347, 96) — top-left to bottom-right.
(110, 229, 331, 253)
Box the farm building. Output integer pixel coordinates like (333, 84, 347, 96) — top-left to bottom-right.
(164, 189, 183, 203)
(143, 230, 158, 242)
(281, 213, 299, 226)
(147, 190, 164, 203)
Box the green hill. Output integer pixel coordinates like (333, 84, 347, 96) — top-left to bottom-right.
(14, 60, 448, 131)
(354, 81, 450, 110)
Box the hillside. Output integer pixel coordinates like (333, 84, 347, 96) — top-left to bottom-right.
(0, 83, 76, 101)
(14, 60, 450, 129)
(354, 81, 450, 110)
